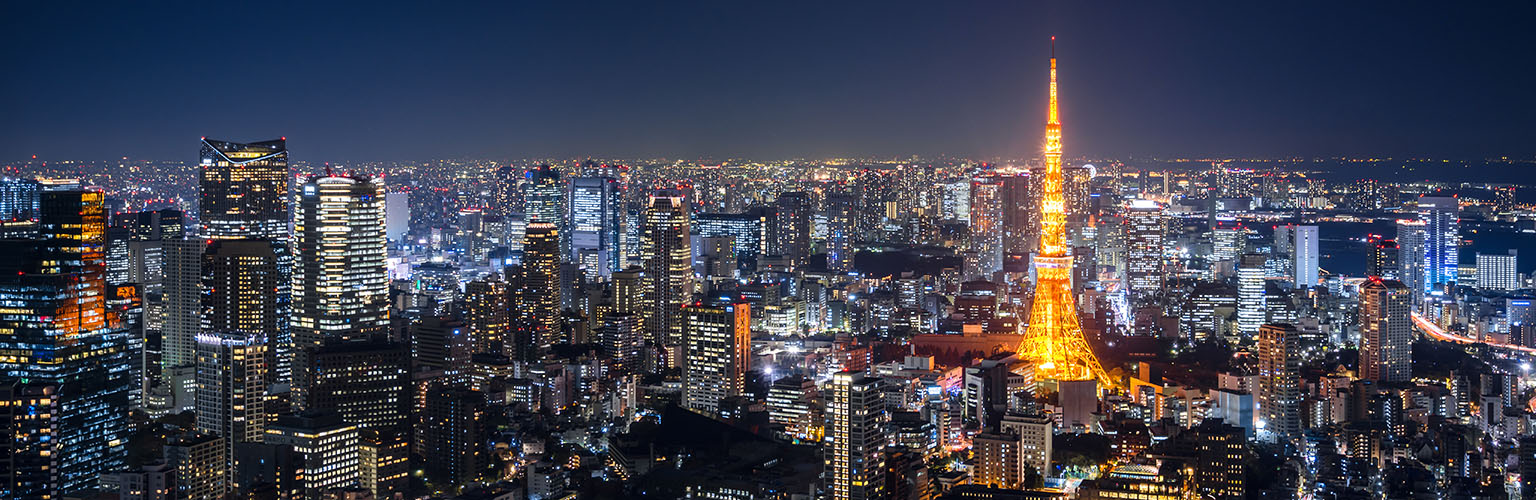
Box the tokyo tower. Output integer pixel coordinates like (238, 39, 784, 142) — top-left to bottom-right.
(1017, 38, 1111, 385)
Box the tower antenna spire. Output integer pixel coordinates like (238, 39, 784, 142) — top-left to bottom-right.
(1017, 37, 1112, 388)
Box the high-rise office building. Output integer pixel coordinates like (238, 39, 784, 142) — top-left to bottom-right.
(385, 191, 409, 243)
(1124, 199, 1165, 301)
(772, 191, 812, 265)
(1236, 254, 1267, 337)
(697, 209, 769, 261)
(1359, 278, 1412, 382)
(600, 312, 642, 374)
(1291, 225, 1319, 288)
(825, 194, 857, 272)
(1211, 222, 1247, 271)
(682, 303, 750, 416)
(1417, 196, 1459, 293)
(410, 316, 470, 374)
(196, 146, 294, 385)
(492, 165, 521, 217)
(306, 340, 410, 431)
(194, 329, 266, 489)
(639, 191, 693, 360)
(130, 208, 186, 240)
(0, 190, 132, 496)
(292, 175, 389, 405)
(0, 177, 40, 221)
(199, 138, 288, 239)
(1001, 413, 1053, 484)
(1257, 323, 1300, 446)
(1395, 219, 1427, 300)
(969, 179, 1004, 279)
(523, 164, 565, 225)
(826, 371, 886, 500)
(292, 174, 389, 347)
(160, 237, 204, 409)
(512, 223, 560, 362)
(463, 277, 510, 355)
(1000, 174, 1036, 255)
(1, 380, 59, 499)
(198, 238, 279, 480)
(1476, 251, 1518, 291)
(1366, 236, 1399, 280)
(199, 237, 281, 415)
(569, 176, 623, 277)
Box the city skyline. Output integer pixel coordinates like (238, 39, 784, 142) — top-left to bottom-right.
(6, 3, 1536, 163)
(4, 4, 1536, 500)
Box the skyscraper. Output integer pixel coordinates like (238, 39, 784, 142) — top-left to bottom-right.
(0, 177, 40, 221)
(292, 174, 389, 346)
(600, 312, 643, 374)
(1291, 225, 1319, 288)
(1236, 253, 1267, 338)
(969, 178, 1004, 279)
(512, 223, 561, 362)
(524, 165, 565, 258)
(569, 176, 623, 277)
(194, 330, 264, 493)
(0, 190, 132, 495)
(1366, 236, 1399, 280)
(772, 191, 812, 265)
(131, 208, 186, 240)
(199, 138, 289, 239)
(826, 371, 886, 500)
(1417, 196, 1459, 293)
(696, 210, 767, 261)
(1016, 40, 1109, 385)
(1124, 199, 1165, 302)
(198, 239, 280, 485)
(463, 277, 510, 355)
(825, 194, 857, 272)
(1359, 278, 1412, 382)
(292, 175, 389, 405)
(1395, 219, 1427, 299)
(197, 138, 291, 386)
(639, 190, 693, 363)
(160, 237, 204, 408)
(1, 375, 59, 499)
(1211, 222, 1247, 273)
(682, 303, 750, 416)
(384, 191, 409, 243)
(305, 340, 410, 431)
(1257, 323, 1300, 446)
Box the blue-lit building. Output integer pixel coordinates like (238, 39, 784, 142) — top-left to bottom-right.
(523, 164, 565, 226)
(568, 176, 623, 277)
(0, 177, 40, 221)
(0, 190, 133, 496)
(697, 209, 768, 262)
(1417, 196, 1459, 294)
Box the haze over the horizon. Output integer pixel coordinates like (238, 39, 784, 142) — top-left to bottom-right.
(4, 2, 1534, 163)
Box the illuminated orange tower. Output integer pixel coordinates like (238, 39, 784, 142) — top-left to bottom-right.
(1019, 39, 1111, 385)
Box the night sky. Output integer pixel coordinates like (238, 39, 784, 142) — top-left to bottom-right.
(4, 2, 1534, 163)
